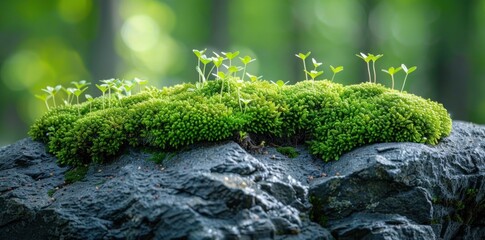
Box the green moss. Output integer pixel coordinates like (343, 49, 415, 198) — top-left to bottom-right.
(64, 165, 89, 183)
(276, 146, 299, 158)
(432, 188, 484, 225)
(47, 189, 56, 197)
(29, 79, 452, 166)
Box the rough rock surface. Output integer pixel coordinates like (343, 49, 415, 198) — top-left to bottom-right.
(310, 121, 485, 239)
(0, 139, 331, 239)
(0, 121, 484, 239)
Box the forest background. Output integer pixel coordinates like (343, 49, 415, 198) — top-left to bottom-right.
(0, 0, 484, 145)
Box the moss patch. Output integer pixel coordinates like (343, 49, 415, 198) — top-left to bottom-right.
(276, 146, 299, 158)
(64, 165, 89, 183)
(29, 80, 451, 166)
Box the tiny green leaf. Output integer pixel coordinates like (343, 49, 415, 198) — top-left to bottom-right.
(296, 52, 311, 60)
(192, 49, 207, 59)
(200, 55, 212, 65)
(240, 56, 255, 65)
(330, 65, 344, 73)
(222, 51, 240, 60)
(312, 58, 322, 69)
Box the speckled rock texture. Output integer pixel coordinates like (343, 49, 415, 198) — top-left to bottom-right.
(0, 121, 484, 240)
(310, 121, 485, 239)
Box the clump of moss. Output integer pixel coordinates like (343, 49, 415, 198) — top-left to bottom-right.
(276, 146, 299, 158)
(29, 79, 451, 166)
(64, 165, 89, 183)
(47, 189, 57, 197)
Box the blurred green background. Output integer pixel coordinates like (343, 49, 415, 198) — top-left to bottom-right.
(1, 0, 484, 145)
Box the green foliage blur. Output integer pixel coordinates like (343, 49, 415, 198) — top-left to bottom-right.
(1, 0, 484, 145)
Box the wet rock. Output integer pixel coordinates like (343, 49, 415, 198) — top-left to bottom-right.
(1, 121, 484, 239)
(309, 121, 485, 240)
(0, 140, 332, 239)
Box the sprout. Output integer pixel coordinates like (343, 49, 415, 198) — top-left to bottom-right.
(196, 54, 212, 83)
(193, 48, 207, 82)
(62, 87, 77, 105)
(96, 83, 108, 109)
(71, 80, 91, 107)
(123, 80, 135, 96)
(85, 94, 93, 112)
(134, 77, 148, 93)
(296, 52, 311, 80)
(35, 94, 51, 110)
(271, 79, 289, 93)
(71, 80, 90, 90)
(356, 52, 373, 83)
(100, 78, 116, 107)
(212, 53, 225, 77)
(222, 51, 240, 69)
(382, 66, 402, 89)
(369, 54, 383, 83)
(312, 58, 322, 69)
(400, 64, 417, 92)
(305, 70, 324, 81)
(330, 65, 344, 81)
(239, 55, 255, 81)
(239, 98, 252, 113)
(212, 71, 227, 102)
(41, 85, 62, 108)
(246, 73, 262, 82)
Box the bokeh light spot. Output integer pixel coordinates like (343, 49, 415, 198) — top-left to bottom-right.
(1, 50, 54, 91)
(57, 0, 92, 23)
(121, 15, 160, 52)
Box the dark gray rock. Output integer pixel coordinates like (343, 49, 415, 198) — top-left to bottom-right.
(0, 139, 332, 239)
(329, 213, 436, 240)
(310, 121, 485, 240)
(0, 121, 484, 240)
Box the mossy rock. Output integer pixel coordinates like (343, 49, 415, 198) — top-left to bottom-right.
(29, 79, 452, 166)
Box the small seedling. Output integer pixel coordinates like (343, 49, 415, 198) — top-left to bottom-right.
(382, 66, 402, 89)
(134, 77, 148, 93)
(123, 80, 135, 96)
(193, 48, 207, 82)
(240, 98, 251, 113)
(356, 53, 373, 83)
(213, 71, 227, 101)
(100, 79, 116, 107)
(85, 94, 93, 112)
(71, 80, 90, 105)
(312, 58, 322, 70)
(330, 65, 344, 81)
(271, 80, 289, 93)
(96, 83, 108, 109)
(198, 54, 212, 83)
(305, 70, 323, 81)
(224, 64, 243, 79)
(235, 79, 244, 112)
(369, 54, 383, 83)
(222, 51, 240, 69)
(246, 73, 262, 82)
(296, 52, 311, 80)
(35, 94, 51, 110)
(62, 87, 77, 105)
(239, 55, 255, 81)
(42, 85, 62, 108)
(212, 53, 225, 76)
(400, 64, 417, 92)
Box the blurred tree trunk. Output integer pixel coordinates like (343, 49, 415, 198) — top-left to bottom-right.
(90, 0, 118, 80)
(429, 0, 477, 121)
(211, 0, 228, 49)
